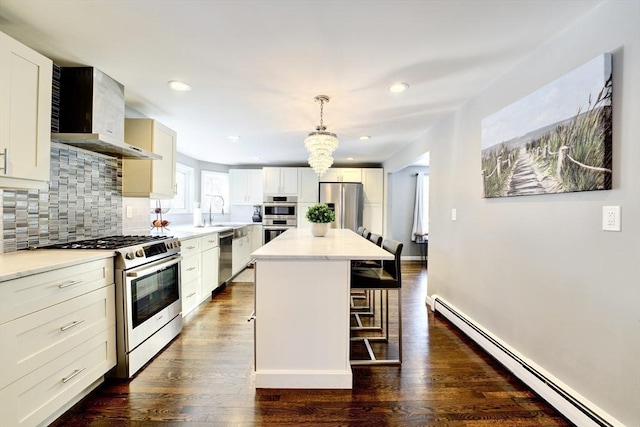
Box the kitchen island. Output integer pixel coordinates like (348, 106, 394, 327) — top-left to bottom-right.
(251, 228, 393, 389)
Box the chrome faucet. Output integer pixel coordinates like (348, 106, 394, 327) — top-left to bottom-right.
(209, 195, 225, 225)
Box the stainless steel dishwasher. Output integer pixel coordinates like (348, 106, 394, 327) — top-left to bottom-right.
(218, 230, 233, 285)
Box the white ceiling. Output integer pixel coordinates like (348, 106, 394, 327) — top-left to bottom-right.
(0, 0, 603, 167)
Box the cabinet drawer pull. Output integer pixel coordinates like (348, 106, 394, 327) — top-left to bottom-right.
(185, 245, 196, 250)
(247, 311, 256, 322)
(208, 240, 216, 243)
(0, 148, 7, 173)
(60, 319, 85, 331)
(187, 267, 196, 271)
(62, 367, 86, 383)
(58, 280, 83, 289)
(187, 292, 197, 298)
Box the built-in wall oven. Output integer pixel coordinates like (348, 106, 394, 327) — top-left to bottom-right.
(39, 235, 184, 378)
(263, 195, 297, 244)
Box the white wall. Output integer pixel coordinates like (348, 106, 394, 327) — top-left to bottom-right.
(384, 2, 639, 425)
(389, 166, 429, 257)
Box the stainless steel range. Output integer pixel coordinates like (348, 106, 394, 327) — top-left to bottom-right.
(39, 235, 183, 378)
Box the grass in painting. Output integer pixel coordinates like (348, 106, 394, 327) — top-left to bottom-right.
(481, 144, 518, 197)
(527, 75, 612, 192)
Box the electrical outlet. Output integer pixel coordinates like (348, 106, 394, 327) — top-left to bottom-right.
(451, 208, 457, 221)
(602, 206, 621, 231)
(126, 205, 133, 219)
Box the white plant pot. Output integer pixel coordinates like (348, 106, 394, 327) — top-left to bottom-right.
(311, 222, 328, 237)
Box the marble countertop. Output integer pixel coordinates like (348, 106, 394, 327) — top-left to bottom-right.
(168, 222, 261, 239)
(252, 228, 393, 261)
(0, 249, 115, 282)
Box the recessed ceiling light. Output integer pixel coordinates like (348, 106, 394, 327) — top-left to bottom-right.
(168, 80, 191, 91)
(359, 135, 371, 140)
(347, 157, 355, 161)
(389, 82, 409, 93)
(227, 135, 241, 142)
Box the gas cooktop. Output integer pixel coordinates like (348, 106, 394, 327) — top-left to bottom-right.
(37, 235, 171, 250)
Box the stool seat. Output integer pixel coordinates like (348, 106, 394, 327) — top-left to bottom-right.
(351, 267, 398, 288)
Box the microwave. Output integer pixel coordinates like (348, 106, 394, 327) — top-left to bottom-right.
(264, 203, 296, 218)
(263, 195, 297, 218)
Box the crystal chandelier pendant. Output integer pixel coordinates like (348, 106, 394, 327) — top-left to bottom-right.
(305, 95, 338, 176)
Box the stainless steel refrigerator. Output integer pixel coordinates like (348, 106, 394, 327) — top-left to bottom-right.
(319, 182, 364, 231)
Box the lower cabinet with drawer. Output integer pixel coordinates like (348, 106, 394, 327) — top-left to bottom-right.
(200, 234, 220, 299)
(180, 232, 221, 317)
(0, 257, 116, 427)
(180, 235, 202, 316)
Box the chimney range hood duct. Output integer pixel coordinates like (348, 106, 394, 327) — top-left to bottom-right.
(51, 67, 160, 160)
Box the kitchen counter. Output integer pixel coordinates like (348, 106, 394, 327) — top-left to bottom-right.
(252, 228, 392, 389)
(0, 249, 115, 282)
(169, 222, 260, 239)
(252, 228, 393, 261)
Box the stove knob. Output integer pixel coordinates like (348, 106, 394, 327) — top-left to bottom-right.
(125, 252, 136, 260)
(136, 249, 144, 258)
(177, 240, 182, 247)
(166, 242, 174, 249)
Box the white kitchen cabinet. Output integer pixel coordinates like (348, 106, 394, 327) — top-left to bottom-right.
(363, 203, 383, 235)
(229, 169, 263, 204)
(180, 236, 201, 316)
(251, 224, 263, 252)
(297, 202, 314, 229)
(200, 234, 220, 299)
(263, 167, 298, 195)
(123, 118, 177, 199)
(0, 31, 52, 190)
(320, 168, 362, 183)
(0, 257, 116, 427)
(232, 237, 243, 276)
(362, 168, 383, 203)
(180, 233, 222, 313)
(232, 227, 253, 276)
(298, 167, 319, 203)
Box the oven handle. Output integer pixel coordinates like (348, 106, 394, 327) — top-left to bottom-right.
(126, 255, 182, 278)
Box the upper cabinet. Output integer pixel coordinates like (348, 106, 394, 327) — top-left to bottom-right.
(123, 118, 177, 199)
(230, 169, 263, 204)
(298, 168, 319, 203)
(362, 168, 383, 203)
(320, 168, 362, 183)
(263, 167, 298, 196)
(0, 32, 52, 189)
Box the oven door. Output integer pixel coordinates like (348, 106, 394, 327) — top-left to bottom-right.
(123, 255, 182, 351)
(264, 226, 293, 244)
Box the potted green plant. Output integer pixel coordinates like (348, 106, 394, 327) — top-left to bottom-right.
(305, 203, 335, 237)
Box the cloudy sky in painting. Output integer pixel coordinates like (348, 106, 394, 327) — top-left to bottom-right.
(481, 54, 611, 150)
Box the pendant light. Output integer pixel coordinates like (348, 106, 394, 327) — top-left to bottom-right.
(304, 95, 338, 176)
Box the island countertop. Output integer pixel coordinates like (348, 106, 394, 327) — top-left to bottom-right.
(252, 228, 393, 261)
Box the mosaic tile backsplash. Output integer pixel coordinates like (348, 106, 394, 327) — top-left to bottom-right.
(1, 143, 123, 252)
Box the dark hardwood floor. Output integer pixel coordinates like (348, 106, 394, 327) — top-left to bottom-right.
(51, 262, 573, 426)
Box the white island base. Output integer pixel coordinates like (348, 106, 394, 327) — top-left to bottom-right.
(252, 228, 393, 389)
(255, 259, 352, 388)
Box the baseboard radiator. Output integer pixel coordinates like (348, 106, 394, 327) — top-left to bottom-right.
(430, 295, 621, 427)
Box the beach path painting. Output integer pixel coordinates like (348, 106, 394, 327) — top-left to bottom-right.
(481, 53, 612, 198)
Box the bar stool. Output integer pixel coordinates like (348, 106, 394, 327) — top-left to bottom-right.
(351, 232, 384, 310)
(350, 239, 403, 366)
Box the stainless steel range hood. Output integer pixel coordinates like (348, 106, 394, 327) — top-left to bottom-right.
(51, 67, 160, 160)
(51, 133, 161, 160)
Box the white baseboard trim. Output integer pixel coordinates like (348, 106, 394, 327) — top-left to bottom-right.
(402, 255, 427, 261)
(255, 369, 353, 389)
(429, 295, 622, 427)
